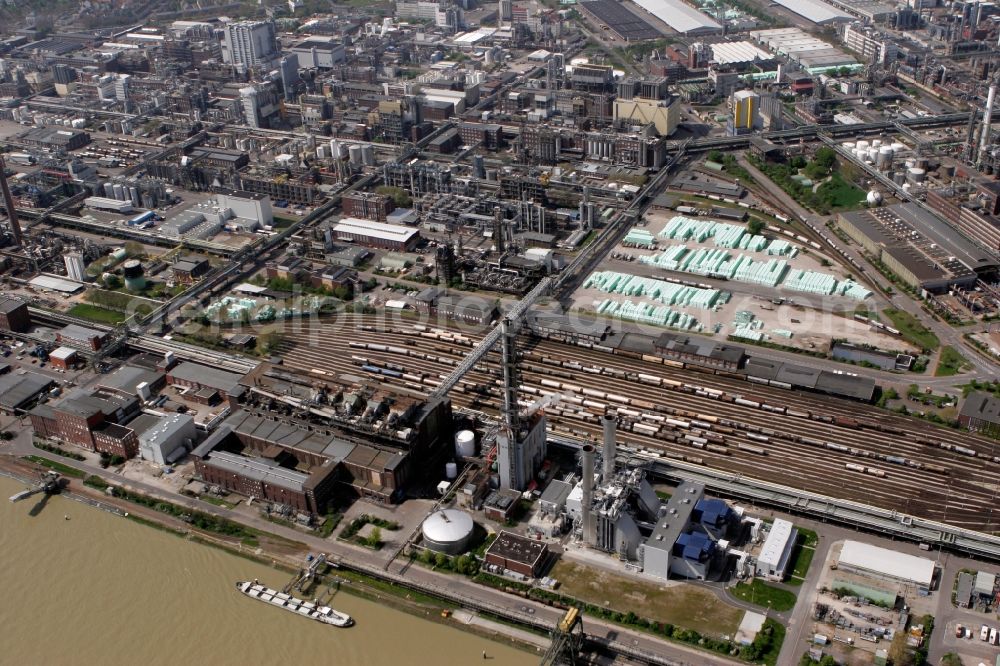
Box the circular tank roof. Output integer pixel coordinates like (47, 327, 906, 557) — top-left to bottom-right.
(422, 509, 474, 544)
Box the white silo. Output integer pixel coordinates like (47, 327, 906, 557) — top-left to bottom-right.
(455, 430, 476, 458)
(348, 144, 363, 166)
(361, 144, 375, 166)
(113, 183, 125, 200)
(856, 140, 870, 151)
(103, 182, 114, 198)
(877, 146, 893, 169)
(867, 147, 879, 162)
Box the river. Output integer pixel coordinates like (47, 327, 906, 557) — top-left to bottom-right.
(0, 478, 534, 666)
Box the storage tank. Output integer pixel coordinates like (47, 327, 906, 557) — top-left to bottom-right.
(103, 182, 115, 198)
(876, 146, 893, 169)
(112, 183, 125, 201)
(361, 144, 375, 166)
(893, 170, 906, 185)
(316, 145, 328, 159)
(856, 140, 870, 151)
(110, 247, 127, 262)
(348, 144, 363, 166)
(129, 186, 140, 207)
(455, 430, 476, 458)
(842, 141, 856, 150)
(445, 462, 458, 479)
(907, 167, 926, 183)
(122, 259, 146, 291)
(867, 147, 879, 162)
(421, 509, 474, 554)
(871, 139, 882, 148)
(891, 142, 906, 152)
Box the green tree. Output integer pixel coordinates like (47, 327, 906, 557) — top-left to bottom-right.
(103, 274, 122, 290)
(747, 218, 765, 235)
(434, 552, 449, 568)
(375, 186, 413, 208)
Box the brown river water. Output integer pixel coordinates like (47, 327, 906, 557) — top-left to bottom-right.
(0, 477, 533, 666)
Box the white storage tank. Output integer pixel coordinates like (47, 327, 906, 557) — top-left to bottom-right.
(876, 146, 893, 169)
(445, 462, 458, 479)
(867, 147, 879, 162)
(907, 167, 926, 183)
(455, 430, 476, 458)
(891, 142, 906, 152)
(856, 140, 870, 151)
(421, 509, 474, 554)
(842, 141, 856, 150)
(348, 144, 363, 165)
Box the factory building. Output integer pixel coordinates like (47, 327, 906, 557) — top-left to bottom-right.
(341, 192, 395, 221)
(836, 541, 936, 591)
(729, 90, 760, 135)
(0, 372, 55, 414)
(56, 324, 107, 351)
(138, 413, 197, 465)
(215, 189, 274, 227)
(167, 362, 243, 405)
(498, 411, 547, 491)
(841, 24, 898, 66)
(29, 388, 140, 456)
(754, 519, 797, 581)
(329, 217, 420, 251)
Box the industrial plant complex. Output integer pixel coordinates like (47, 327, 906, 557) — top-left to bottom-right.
(3, 0, 1000, 663)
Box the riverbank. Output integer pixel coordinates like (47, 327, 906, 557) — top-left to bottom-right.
(2, 454, 544, 658)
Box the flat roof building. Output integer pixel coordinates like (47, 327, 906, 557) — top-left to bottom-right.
(484, 530, 549, 578)
(959, 391, 1000, 437)
(755, 519, 797, 581)
(767, 0, 849, 24)
(837, 540, 935, 589)
(629, 0, 721, 34)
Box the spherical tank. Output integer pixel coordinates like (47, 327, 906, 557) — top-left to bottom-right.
(421, 509, 474, 554)
(866, 190, 883, 207)
(455, 430, 476, 458)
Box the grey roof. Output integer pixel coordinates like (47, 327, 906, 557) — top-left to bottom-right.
(191, 424, 234, 458)
(644, 481, 702, 554)
(0, 297, 25, 314)
(58, 324, 105, 343)
(98, 365, 163, 394)
(205, 450, 310, 492)
(169, 362, 242, 392)
(0, 372, 55, 410)
(961, 391, 1000, 425)
(139, 413, 195, 448)
(539, 479, 572, 508)
(485, 530, 547, 566)
(814, 370, 876, 402)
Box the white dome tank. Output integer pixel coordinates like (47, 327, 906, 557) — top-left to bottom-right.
(455, 430, 476, 458)
(866, 190, 883, 206)
(421, 509, 474, 554)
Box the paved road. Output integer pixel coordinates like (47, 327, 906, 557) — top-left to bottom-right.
(736, 156, 999, 389)
(3, 430, 738, 666)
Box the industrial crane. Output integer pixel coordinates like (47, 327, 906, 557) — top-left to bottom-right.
(9, 470, 61, 503)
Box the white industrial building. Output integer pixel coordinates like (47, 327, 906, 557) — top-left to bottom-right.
(837, 541, 936, 590)
(84, 196, 134, 213)
(700, 41, 773, 66)
(628, 0, 721, 35)
(767, 0, 850, 24)
(216, 189, 273, 227)
(139, 413, 197, 465)
(64, 253, 86, 283)
(754, 518, 797, 580)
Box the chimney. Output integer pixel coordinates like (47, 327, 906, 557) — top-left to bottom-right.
(602, 413, 616, 480)
(581, 444, 596, 546)
(980, 84, 996, 163)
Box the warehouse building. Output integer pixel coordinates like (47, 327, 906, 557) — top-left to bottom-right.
(0, 372, 55, 414)
(138, 413, 197, 464)
(329, 217, 420, 251)
(750, 28, 857, 73)
(629, 0, 722, 35)
(20, 126, 90, 150)
(836, 540, 936, 590)
(755, 519, 797, 581)
(766, 0, 849, 24)
(56, 324, 108, 351)
(837, 204, 994, 293)
(578, 0, 661, 41)
(167, 362, 243, 405)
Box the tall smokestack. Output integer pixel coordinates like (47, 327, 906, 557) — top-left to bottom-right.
(0, 155, 22, 247)
(980, 84, 996, 163)
(602, 413, 616, 480)
(581, 444, 595, 546)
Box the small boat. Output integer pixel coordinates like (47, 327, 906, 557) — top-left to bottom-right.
(236, 581, 353, 627)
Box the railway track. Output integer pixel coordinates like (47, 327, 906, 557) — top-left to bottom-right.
(273, 315, 1000, 531)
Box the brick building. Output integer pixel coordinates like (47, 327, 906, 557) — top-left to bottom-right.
(342, 192, 395, 221)
(0, 297, 30, 333)
(29, 389, 140, 456)
(484, 530, 549, 577)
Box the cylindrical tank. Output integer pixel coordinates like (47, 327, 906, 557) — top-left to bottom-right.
(867, 147, 879, 162)
(129, 186, 140, 207)
(842, 141, 856, 150)
(907, 167, 926, 183)
(455, 430, 476, 458)
(348, 144, 363, 165)
(445, 462, 458, 479)
(871, 139, 882, 148)
(113, 183, 125, 201)
(421, 509, 474, 554)
(856, 140, 870, 151)
(103, 182, 114, 198)
(316, 145, 328, 159)
(110, 247, 127, 262)
(122, 259, 146, 291)
(361, 144, 375, 166)
(891, 142, 906, 152)
(893, 170, 906, 185)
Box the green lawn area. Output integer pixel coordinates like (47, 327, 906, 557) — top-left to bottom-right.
(551, 560, 744, 637)
(788, 542, 815, 586)
(935, 346, 970, 377)
(880, 308, 940, 351)
(730, 580, 797, 612)
(22, 455, 85, 478)
(797, 528, 818, 548)
(67, 303, 126, 324)
(815, 172, 866, 210)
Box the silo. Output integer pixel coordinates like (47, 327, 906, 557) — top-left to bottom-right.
(856, 140, 870, 151)
(103, 182, 115, 198)
(445, 462, 458, 479)
(122, 259, 145, 291)
(361, 144, 375, 166)
(113, 183, 125, 201)
(141, 193, 156, 209)
(129, 186, 140, 207)
(348, 144, 363, 166)
(455, 430, 476, 458)
(867, 147, 879, 162)
(892, 171, 906, 185)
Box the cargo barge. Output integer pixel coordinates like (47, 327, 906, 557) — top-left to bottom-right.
(236, 580, 353, 627)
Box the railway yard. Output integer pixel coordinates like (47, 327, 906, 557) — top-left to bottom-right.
(275, 314, 1000, 533)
